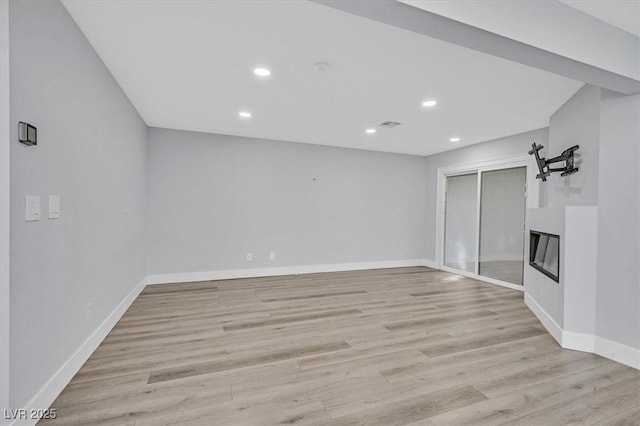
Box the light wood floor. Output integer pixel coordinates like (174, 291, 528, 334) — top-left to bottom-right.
(42, 267, 640, 425)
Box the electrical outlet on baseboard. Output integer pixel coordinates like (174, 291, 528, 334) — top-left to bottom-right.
(269, 251, 276, 261)
(246, 253, 253, 262)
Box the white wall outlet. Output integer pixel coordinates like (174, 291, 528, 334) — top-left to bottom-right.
(48, 195, 61, 219)
(269, 251, 276, 261)
(25, 195, 40, 221)
(246, 253, 253, 262)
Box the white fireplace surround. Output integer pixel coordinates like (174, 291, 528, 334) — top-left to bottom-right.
(524, 206, 640, 369)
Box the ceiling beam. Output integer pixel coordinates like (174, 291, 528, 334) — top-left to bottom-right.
(311, 0, 640, 95)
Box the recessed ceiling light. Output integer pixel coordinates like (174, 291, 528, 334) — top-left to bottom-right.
(238, 111, 252, 118)
(253, 67, 271, 77)
(365, 128, 377, 134)
(449, 137, 461, 142)
(422, 100, 437, 107)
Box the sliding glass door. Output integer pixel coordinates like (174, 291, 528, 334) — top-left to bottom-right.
(443, 166, 527, 286)
(479, 167, 526, 285)
(444, 173, 478, 273)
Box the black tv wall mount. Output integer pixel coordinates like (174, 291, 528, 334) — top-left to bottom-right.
(528, 143, 579, 181)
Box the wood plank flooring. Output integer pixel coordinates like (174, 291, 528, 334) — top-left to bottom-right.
(41, 267, 640, 425)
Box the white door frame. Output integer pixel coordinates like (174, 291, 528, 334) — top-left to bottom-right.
(435, 154, 539, 291)
(1, 0, 10, 419)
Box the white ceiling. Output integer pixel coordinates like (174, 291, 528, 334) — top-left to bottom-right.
(62, 0, 583, 156)
(560, 0, 640, 36)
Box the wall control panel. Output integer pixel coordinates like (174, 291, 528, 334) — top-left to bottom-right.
(48, 195, 61, 219)
(25, 195, 40, 221)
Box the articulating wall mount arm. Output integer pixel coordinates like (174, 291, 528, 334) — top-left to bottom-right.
(528, 143, 579, 181)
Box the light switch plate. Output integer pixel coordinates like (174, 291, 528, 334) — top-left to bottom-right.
(48, 195, 60, 219)
(25, 195, 41, 221)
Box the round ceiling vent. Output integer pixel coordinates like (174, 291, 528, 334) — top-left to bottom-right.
(315, 62, 331, 72)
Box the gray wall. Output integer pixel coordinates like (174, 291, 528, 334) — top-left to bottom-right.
(9, 0, 147, 408)
(146, 128, 427, 275)
(424, 128, 549, 260)
(529, 84, 640, 351)
(525, 86, 600, 332)
(542, 84, 600, 208)
(596, 91, 640, 350)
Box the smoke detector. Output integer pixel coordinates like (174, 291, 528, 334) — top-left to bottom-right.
(315, 62, 330, 72)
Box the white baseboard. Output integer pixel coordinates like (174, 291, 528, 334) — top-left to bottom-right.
(525, 293, 640, 370)
(562, 331, 596, 353)
(524, 293, 563, 345)
(594, 336, 640, 370)
(423, 259, 437, 269)
(145, 259, 431, 285)
(14, 278, 146, 426)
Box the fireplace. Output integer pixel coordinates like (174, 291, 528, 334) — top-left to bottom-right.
(529, 230, 560, 282)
